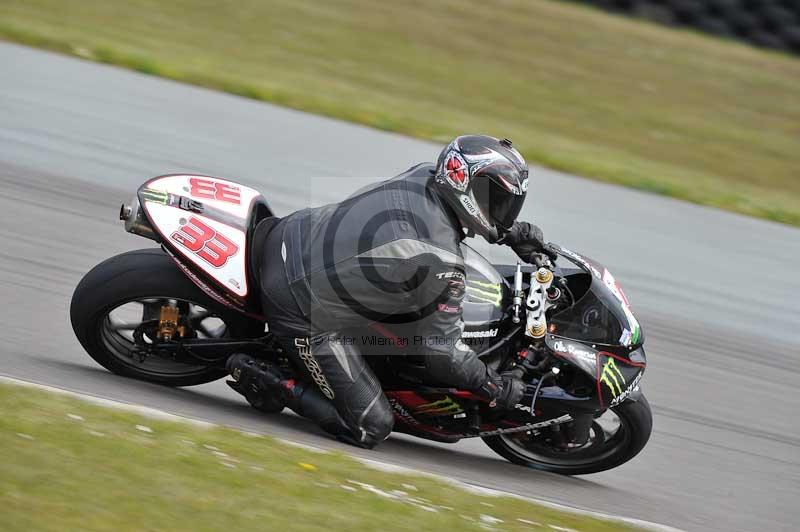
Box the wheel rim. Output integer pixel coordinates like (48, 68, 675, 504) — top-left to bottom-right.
(99, 297, 229, 378)
(499, 409, 632, 468)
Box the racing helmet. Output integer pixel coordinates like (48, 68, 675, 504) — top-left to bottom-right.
(433, 135, 529, 242)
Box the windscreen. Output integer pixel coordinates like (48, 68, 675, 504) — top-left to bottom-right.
(549, 250, 642, 347)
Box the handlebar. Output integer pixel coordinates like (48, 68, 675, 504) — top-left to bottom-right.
(532, 242, 559, 268)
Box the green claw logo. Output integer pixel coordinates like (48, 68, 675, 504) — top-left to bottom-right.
(414, 397, 463, 416)
(600, 358, 626, 397)
(141, 188, 169, 205)
(466, 280, 502, 307)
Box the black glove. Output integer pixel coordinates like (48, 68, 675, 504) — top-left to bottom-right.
(501, 221, 552, 263)
(498, 372, 525, 409)
(476, 368, 525, 409)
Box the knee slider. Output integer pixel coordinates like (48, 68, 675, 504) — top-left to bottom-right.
(361, 400, 395, 445)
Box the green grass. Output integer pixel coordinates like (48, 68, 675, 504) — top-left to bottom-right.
(0, 382, 641, 531)
(1, 0, 799, 225)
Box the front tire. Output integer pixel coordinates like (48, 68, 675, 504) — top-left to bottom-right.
(71, 248, 262, 386)
(482, 395, 653, 475)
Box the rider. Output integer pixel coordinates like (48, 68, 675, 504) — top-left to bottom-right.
(227, 135, 552, 448)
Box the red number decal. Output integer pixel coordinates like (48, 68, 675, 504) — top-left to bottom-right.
(189, 178, 241, 205)
(214, 183, 241, 204)
(188, 178, 218, 201)
(198, 231, 237, 268)
(171, 216, 239, 268)
(171, 217, 214, 252)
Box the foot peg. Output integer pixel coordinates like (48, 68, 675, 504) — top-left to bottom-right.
(226, 354, 286, 414)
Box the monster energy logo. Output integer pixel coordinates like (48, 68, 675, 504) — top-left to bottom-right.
(141, 188, 169, 205)
(600, 358, 626, 397)
(466, 280, 502, 307)
(414, 397, 463, 416)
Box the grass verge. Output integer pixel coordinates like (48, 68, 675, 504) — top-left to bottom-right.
(0, 382, 641, 531)
(1, 0, 798, 225)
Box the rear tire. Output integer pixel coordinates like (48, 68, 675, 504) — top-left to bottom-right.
(483, 395, 653, 475)
(71, 248, 262, 386)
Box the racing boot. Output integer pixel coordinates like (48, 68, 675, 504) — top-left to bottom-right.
(281, 380, 357, 442)
(279, 378, 381, 448)
(226, 354, 286, 413)
(226, 354, 355, 441)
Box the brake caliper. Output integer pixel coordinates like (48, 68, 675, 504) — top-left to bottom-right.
(157, 305, 183, 340)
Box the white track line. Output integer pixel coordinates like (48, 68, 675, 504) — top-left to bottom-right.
(0, 374, 683, 532)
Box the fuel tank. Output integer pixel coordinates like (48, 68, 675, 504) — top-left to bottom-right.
(460, 244, 510, 351)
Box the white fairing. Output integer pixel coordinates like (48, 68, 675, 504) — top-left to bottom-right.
(141, 175, 263, 299)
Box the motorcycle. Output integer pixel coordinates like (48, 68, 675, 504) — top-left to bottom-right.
(71, 174, 652, 475)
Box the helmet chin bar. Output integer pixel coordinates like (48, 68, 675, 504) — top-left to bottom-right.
(454, 212, 499, 242)
(479, 224, 501, 243)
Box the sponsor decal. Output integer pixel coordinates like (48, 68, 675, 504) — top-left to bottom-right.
(459, 194, 492, 229)
(388, 398, 420, 426)
(552, 340, 596, 366)
(170, 216, 239, 268)
(478, 414, 572, 436)
(446, 279, 466, 299)
(414, 397, 463, 416)
(559, 247, 602, 279)
(442, 151, 469, 191)
(141, 188, 169, 205)
(169, 252, 243, 310)
(610, 371, 643, 407)
(520, 178, 529, 192)
(294, 338, 335, 400)
(600, 357, 626, 398)
(436, 271, 465, 280)
(437, 303, 460, 313)
(619, 328, 632, 346)
(461, 328, 499, 339)
(459, 194, 480, 216)
(465, 279, 502, 307)
(455, 339, 471, 352)
(602, 268, 629, 305)
(602, 268, 641, 344)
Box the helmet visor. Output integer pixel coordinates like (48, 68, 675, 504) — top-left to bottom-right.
(472, 178, 526, 230)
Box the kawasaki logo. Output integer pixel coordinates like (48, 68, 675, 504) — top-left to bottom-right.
(462, 328, 498, 339)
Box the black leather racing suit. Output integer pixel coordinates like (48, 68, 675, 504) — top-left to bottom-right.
(257, 164, 492, 447)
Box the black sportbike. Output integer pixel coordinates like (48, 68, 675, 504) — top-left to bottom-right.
(71, 174, 652, 475)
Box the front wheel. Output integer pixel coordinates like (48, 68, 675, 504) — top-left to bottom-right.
(482, 395, 652, 475)
(70, 248, 262, 386)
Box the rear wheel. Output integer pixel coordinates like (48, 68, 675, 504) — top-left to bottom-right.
(70, 248, 262, 386)
(482, 395, 652, 475)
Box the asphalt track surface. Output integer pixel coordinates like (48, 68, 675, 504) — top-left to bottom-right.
(1, 43, 798, 532)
